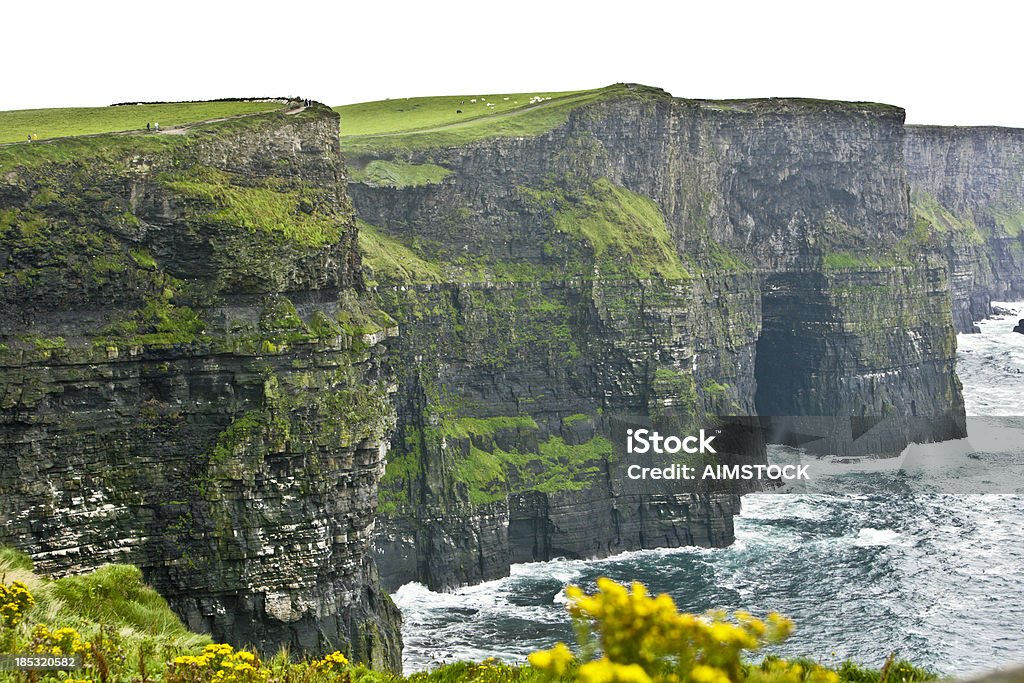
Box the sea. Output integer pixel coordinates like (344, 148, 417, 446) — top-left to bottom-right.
(392, 302, 1024, 676)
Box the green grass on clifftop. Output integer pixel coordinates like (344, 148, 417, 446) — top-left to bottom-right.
(0, 100, 282, 144)
(336, 85, 658, 154)
(335, 89, 595, 136)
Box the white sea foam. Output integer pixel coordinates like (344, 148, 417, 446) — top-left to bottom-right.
(958, 301, 1024, 416)
(509, 556, 587, 583)
(853, 527, 901, 547)
(395, 302, 1024, 675)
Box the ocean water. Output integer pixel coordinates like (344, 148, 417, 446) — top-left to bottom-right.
(393, 302, 1024, 675)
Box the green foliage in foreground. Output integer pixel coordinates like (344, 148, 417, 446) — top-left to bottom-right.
(0, 101, 282, 144)
(311, 659, 936, 683)
(0, 549, 210, 682)
(0, 552, 940, 683)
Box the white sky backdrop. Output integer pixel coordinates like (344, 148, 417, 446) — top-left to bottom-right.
(2, 0, 1021, 126)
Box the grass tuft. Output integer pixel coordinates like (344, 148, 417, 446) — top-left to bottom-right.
(349, 160, 452, 188)
(358, 220, 445, 284)
(0, 549, 210, 679)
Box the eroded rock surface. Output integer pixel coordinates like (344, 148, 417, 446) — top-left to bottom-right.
(0, 105, 402, 670)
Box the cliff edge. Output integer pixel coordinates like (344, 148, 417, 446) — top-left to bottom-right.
(0, 105, 402, 670)
(0, 86, 977, 660)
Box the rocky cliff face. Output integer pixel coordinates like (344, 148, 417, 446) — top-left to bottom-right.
(0, 88, 975, 659)
(0, 106, 402, 670)
(366, 275, 761, 591)
(344, 85, 966, 591)
(904, 126, 1024, 332)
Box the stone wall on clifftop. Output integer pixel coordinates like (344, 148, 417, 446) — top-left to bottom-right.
(0, 105, 402, 670)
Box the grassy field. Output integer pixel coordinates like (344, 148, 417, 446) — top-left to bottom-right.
(349, 159, 452, 187)
(334, 89, 596, 136)
(0, 100, 283, 144)
(335, 85, 655, 154)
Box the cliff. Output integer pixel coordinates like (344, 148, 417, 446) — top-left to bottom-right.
(0, 105, 402, 670)
(0, 87, 975, 660)
(340, 85, 966, 591)
(904, 126, 1024, 331)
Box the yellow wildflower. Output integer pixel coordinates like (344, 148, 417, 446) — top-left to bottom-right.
(529, 642, 575, 676)
(690, 665, 731, 683)
(535, 578, 804, 683)
(0, 581, 35, 628)
(579, 658, 652, 683)
(313, 650, 351, 672)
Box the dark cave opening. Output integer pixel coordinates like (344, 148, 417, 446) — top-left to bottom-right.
(753, 271, 831, 420)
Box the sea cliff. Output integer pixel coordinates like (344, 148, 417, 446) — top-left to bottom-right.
(904, 125, 1024, 331)
(0, 86, 978, 662)
(340, 85, 966, 591)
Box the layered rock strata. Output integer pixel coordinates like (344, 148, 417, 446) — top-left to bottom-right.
(0, 105, 402, 670)
(0, 87, 977, 646)
(343, 85, 966, 591)
(904, 126, 1024, 332)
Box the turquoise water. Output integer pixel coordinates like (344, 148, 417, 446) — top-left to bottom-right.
(393, 303, 1024, 675)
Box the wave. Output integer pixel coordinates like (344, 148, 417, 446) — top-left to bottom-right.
(853, 527, 901, 547)
(394, 301, 1024, 676)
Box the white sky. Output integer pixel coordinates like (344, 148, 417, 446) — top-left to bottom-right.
(2, 0, 1022, 127)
